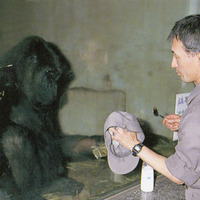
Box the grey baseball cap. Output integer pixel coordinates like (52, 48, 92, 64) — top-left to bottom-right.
(104, 111, 145, 174)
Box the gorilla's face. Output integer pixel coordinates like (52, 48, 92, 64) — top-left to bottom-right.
(25, 61, 61, 108)
(8, 36, 74, 110)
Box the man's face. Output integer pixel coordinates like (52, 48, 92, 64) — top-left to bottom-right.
(171, 38, 200, 86)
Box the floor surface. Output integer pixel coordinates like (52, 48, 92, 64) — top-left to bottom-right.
(105, 175, 185, 200)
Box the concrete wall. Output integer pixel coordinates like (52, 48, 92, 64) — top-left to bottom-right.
(0, 0, 198, 138)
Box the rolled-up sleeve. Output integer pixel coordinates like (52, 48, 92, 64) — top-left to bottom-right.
(165, 111, 200, 187)
(166, 153, 200, 186)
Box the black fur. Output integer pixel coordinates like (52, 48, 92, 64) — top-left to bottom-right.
(0, 36, 83, 199)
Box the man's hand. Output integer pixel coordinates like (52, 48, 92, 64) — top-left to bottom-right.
(163, 114, 181, 131)
(109, 127, 139, 151)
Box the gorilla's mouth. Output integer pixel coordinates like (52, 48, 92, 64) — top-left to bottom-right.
(66, 70, 75, 81)
(33, 83, 58, 109)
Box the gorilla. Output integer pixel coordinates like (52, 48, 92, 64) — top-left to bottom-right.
(0, 36, 102, 199)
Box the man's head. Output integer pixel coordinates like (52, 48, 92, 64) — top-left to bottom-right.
(168, 15, 200, 85)
(168, 15, 200, 54)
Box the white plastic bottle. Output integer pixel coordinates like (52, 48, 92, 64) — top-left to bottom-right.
(141, 162, 154, 192)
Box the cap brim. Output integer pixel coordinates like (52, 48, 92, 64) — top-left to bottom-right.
(107, 144, 139, 174)
(104, 111, 145, 174)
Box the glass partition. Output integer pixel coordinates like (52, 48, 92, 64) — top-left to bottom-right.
(40, 132, 176, 200)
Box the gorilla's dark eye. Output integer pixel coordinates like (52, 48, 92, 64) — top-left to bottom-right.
(45, 70, 54, 77)
(45, 69, 60, 81)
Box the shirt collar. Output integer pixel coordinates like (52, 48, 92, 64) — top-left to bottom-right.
(187, 83, 200, 105)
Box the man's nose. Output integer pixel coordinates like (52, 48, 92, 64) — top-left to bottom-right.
(171, 56, 177, 68)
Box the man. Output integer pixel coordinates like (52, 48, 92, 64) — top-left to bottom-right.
(110, 15, 200, 200)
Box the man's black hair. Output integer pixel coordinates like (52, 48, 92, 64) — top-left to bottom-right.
(168, 14, 200, 53)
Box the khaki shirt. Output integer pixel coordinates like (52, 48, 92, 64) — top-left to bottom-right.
(166, 83, 200, 200)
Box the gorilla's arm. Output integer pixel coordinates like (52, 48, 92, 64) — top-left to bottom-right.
(59, 135, 104, 160)
(2, 124, 42, 192)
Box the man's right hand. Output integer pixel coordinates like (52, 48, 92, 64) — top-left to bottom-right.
(163, 114, 181, 131)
